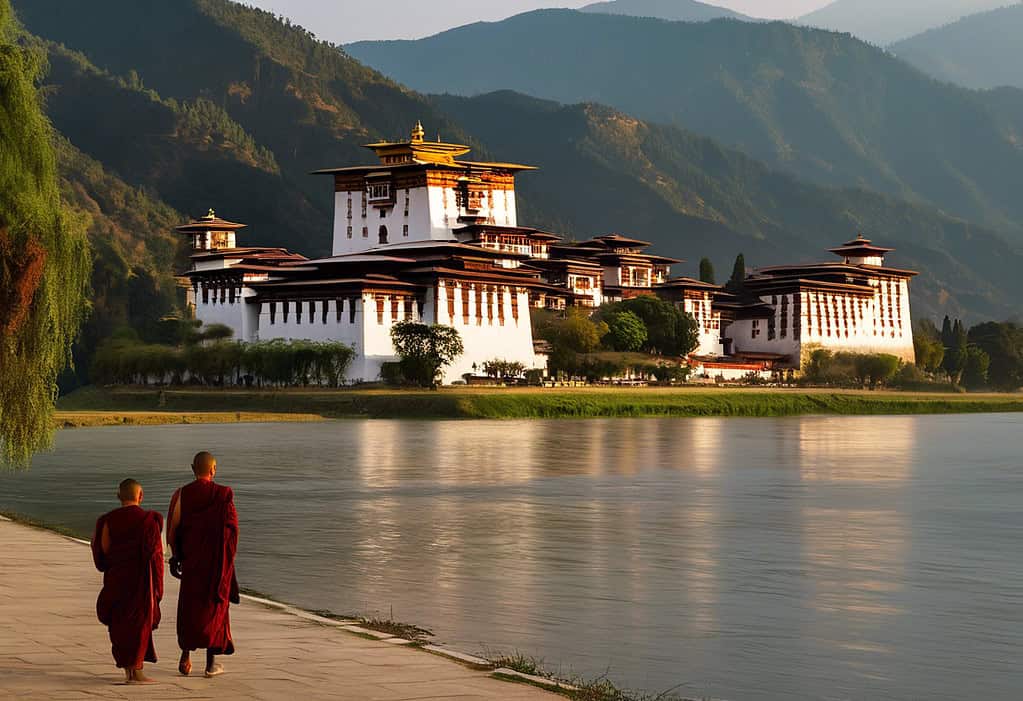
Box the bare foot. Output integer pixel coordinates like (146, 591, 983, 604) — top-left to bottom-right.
(178, 651, 191, 676)
(204, 662, 226, 678)
(128, 669, 158, 684)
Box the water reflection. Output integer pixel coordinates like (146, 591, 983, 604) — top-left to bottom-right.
(3, 415, 1022, 700)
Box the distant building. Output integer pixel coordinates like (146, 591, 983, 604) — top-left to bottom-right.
(724, 235, 917, 367)
(179, 124, 917, 382)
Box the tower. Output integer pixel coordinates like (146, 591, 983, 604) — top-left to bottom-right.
(174, 209, 247, 252)
(315, 122, 535, 256)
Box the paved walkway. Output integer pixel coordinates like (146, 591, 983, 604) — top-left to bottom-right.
(0, 517, 559, 700)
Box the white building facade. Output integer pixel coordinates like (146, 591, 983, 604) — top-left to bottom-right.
(180, 126, 918, 382)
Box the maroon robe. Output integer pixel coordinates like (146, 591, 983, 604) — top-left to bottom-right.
(168, 480, 239, 655)
(91, 506, 164, 669)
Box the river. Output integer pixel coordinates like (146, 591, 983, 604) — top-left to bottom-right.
(2, 415, 1021, 700)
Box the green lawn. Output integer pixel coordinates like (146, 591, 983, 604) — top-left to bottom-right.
(55, 385, 1023, 425)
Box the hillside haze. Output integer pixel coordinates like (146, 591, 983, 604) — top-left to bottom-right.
(798, 0, 1010, 45)
(581, 0, 754, 21)
(346, 9, 1023, 243)
(892, 4, 1023, 89)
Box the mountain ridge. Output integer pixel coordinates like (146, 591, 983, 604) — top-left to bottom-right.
(797, 0, 1011, 45)
(345, 9, 1023, 243)
(891, 4, 1023, 89)
(581, 0, 754, 22)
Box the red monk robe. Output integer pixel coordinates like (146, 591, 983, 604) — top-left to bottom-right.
(91, 506, 165, 670)
(168, 480, 240, 655)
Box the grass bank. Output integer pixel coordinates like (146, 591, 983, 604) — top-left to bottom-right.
(56, 386, 1023, 425)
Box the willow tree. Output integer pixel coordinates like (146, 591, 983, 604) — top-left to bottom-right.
(0, 1, 90, 467)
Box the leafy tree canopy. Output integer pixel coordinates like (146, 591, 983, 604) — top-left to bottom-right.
(0, 1, 90, 467)
(390, 321, 464, 388)
(602, 296, 699, 357)
(603, 310, 647, 352)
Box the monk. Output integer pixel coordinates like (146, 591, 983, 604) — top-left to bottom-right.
(91, 479, 165, 684)
(167, 451, 239, 678)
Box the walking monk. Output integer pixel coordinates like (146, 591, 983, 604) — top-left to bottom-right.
(91, 479, 164, 684)
(167, 451, 239, 678)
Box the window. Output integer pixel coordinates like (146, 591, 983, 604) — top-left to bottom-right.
(349, 297, 357, 324)
(322, 301, 328, 324)
(283, 302, 289, 323)
(376, 297, 385, 324)
(403, 224, 409, 237)
(296, 301, 302, 324)
(767, 313, 776, 341)
(379, 226, 388, 244)
(368, 183, 390, 201)
(780, 296, 788, 339)
(336, 299, 344, 323)
(269, 302, 276, 325)
(347, 225, 353, 239)
(362, 226, 368, 238)
(752, 320, 761, 339)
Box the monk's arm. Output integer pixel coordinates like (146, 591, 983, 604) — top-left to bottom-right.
(166, 489, 182, 559)
(90, 518, 107, 571)
(150, 515, 165, 602)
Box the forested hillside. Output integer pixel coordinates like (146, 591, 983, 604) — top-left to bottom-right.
(892, 4, 1023, 90)
(347, 10, 1023, 241)
(437, 92, 1023, 322)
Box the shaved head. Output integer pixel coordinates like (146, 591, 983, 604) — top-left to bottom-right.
(192, 451, 217, 477)
(118, 478, 143, 504)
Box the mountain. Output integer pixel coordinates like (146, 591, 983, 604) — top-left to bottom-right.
(16, 0, 471, 257)
(434, 91, 1023, 322)
(345, 10, 1023, 243)
(581, 0, 753, 22)
(13, 0, 1023, 335)
(891, 4, 1023, 89)
(798, 0, 1011, 45)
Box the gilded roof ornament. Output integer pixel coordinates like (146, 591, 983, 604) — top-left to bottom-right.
(411, 120, 425, 144)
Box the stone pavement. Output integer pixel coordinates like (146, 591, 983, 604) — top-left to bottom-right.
(0, 517, 559, 700)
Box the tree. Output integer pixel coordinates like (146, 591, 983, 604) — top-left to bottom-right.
(698, 257, 715, 285)
(943, 318, 968, 382)
(605, 296, 699, 356)
(913, 319, 945, 373)
(852, 353, 901, 389)
(390, 321, 464, 388)
(968, 322, 1023, 390)
(603, 310, 647, 352)
(961, 345, 991, 390)
(726, 253, 746, 293)
(1, 4, 91, 467)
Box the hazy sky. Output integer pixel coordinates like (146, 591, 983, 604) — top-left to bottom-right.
(246, 0, 832, 44)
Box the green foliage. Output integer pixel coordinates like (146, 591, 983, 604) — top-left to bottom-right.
(0, 2, 90, 467)
(913, 319, 945, 373)
(482, 359, 527, 379)
(968, 321, 1023, 390)
(942, 317, 969, 382)
(961, 345, 992, 390)
(698, 257, 715, 284)
(390, 321, 464, 388)
(90, 337, 355, 388)
(805, 350, 903, 389)
(602, 310, 647, 352)
(852, 353, 901, 389)
(600, 297, 699, 356)
(726, 253, 746, 293)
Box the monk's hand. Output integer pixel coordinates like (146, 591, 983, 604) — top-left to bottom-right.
(169, 557, 182, 579)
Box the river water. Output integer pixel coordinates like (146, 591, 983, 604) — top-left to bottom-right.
(2, 415, 1021, 700)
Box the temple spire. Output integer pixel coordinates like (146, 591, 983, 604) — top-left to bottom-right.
(411, 120, 425, 144)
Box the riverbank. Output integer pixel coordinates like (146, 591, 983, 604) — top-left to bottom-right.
(55, 385, 1023, 426)
(0, 515, 566, 700)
